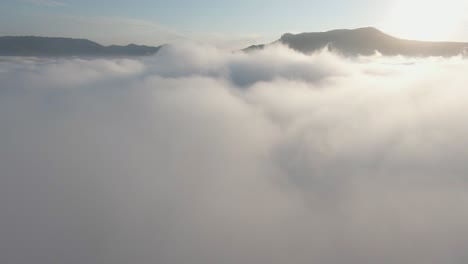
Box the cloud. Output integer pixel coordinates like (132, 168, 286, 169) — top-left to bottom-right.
(0, 13, 273, 49)
(22, 0, 66, 7)
(1, 46, 468, 264)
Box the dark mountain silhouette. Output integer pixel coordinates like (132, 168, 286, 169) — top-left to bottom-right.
(0, 36, 162, 56)
(245, 27, 468, 57)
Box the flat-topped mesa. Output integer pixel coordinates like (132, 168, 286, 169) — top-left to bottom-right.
(248, 27, 468, 57)
(281, 27, 385, 40)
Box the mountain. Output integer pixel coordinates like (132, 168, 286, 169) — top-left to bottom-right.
(0, 36, 162, 56)
(245, 27, 468, 57)
(3, 30, 467, 57)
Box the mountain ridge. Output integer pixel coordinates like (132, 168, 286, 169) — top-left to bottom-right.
(245, 27, 468, 57)
(2, 28, 468, 57)
(0, 36, 162, 56)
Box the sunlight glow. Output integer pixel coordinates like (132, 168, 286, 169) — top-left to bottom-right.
(382, 0, 466, 41)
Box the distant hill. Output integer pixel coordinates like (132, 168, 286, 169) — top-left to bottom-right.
(0, 36, 162, 56)
(3, 30, 467, 57)
(245, 27, 468, 57)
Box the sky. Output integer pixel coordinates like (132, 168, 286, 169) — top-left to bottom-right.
(1, 0, 467, 48)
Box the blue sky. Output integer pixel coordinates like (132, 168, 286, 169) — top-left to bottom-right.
(1, 0, 467, 48)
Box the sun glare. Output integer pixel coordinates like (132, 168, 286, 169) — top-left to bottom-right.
(382, 0, 466, 41)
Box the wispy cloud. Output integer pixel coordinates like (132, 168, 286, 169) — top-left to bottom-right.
(0, 13, 272, 49)
(59, 15, 272, 49)
(22, 0, 66, 7)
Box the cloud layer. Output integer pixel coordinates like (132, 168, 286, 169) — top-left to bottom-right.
(1, 45, 468, 264)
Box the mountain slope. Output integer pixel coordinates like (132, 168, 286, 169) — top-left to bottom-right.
(0, 36, 162, 56)
(246, 27, 468, 56)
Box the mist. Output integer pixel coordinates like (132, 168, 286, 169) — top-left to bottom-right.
(1, 45, 468, 264)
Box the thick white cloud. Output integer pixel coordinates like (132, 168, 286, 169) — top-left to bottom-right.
(1, 46, 468, 264)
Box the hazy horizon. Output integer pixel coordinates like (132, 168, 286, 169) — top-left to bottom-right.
(1, 0, 468, 48)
